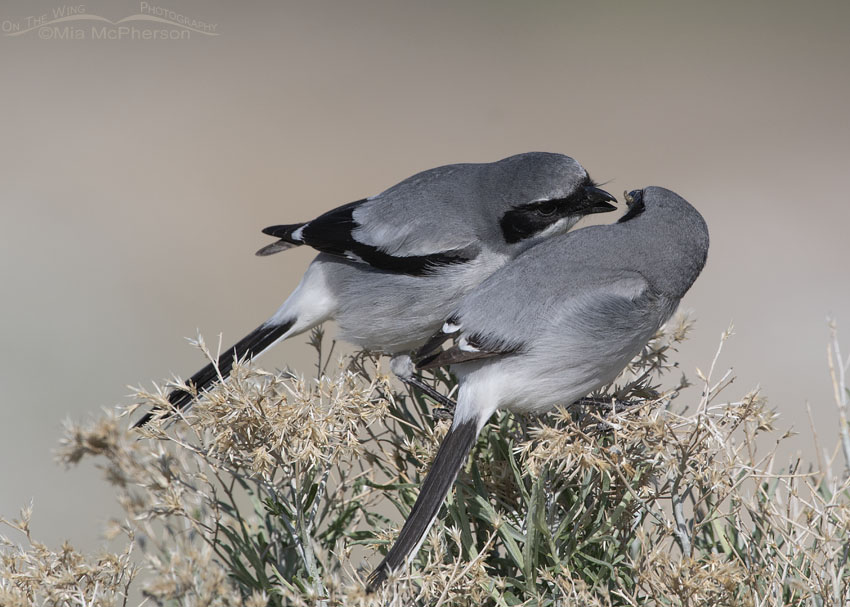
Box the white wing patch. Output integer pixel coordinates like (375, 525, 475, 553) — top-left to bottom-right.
(344, 251, 366, 264)
(442, 321, 461, 334)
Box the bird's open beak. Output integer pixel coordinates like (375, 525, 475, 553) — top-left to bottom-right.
(583, 185, 618, 214)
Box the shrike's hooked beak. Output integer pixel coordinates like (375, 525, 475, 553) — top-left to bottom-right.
(583, 185, 618, 214)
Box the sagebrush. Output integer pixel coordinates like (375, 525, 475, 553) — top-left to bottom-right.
(2, 320, 849, 606)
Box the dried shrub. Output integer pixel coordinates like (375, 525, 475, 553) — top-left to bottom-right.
(2, 320, 849, 606)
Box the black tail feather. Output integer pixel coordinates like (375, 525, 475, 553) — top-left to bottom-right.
(366, 417, 480, 592)
(132, 319, 294, 428)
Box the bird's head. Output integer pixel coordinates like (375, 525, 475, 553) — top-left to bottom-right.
(489, 152, 617, 250)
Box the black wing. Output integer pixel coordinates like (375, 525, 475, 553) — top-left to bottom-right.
(258, 199, 476, 276)
(256, 223, 306, 256)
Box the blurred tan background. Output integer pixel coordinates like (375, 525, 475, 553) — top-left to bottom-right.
(1, 0, 848, 555)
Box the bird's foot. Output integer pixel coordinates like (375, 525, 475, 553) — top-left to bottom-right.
(430, 403, 456, 421)
(575, 397, 643, 417)
(393, 356, 457, 413)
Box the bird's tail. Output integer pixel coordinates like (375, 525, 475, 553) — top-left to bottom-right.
(132, 318, 295, 428)
(133, 259, 337, 429)
(365, 412, 484, 592)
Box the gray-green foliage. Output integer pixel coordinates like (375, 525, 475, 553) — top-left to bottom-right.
(5, 321, 848, 606)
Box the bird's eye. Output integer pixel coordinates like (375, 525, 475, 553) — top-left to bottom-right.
(535, 202, 557, 216)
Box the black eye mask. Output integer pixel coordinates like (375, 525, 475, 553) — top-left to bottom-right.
(499, 181, 615, 244)
(499, 202, 570, 243)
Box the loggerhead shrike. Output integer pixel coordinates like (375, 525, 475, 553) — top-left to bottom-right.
(366, 186, 709, 590)
(133, 152, 616, 427)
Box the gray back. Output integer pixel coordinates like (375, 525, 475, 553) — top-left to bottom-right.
(452, 186, 709, 349)
(352, 152, 589, 256)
